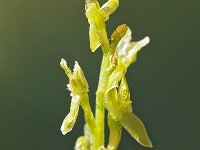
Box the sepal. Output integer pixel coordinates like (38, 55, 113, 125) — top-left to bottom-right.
(115, 27, 150, 68)
(86, 3, 101, 52)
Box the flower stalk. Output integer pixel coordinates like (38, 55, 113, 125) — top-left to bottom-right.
(59, 0, 153, 149)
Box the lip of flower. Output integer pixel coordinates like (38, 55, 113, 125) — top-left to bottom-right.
(60, 95, 80, 135)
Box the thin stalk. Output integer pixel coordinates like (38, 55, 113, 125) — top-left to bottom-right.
(92, 8, 112, 148)
(94, 52, 113, 149)
(80, 93, 96, 135)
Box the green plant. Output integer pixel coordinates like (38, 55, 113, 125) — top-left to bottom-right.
(60, 0, 152, 149)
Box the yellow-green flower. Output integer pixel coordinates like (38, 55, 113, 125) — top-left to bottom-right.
(60, 59, 89, 135)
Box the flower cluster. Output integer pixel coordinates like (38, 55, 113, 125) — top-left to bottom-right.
(60, 0, 152, 149)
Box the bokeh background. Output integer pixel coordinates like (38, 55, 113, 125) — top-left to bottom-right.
(0, 0, 200, 149)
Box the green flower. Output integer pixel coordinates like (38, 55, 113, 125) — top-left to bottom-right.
(85, 0, 119, 52)
(108, 25, 150, 88)
(60, 59, 89, 135)
(104, 77, 152, 147)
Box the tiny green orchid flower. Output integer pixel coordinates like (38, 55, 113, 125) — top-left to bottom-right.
(60, 59, 89, 135)
(108, 25, 150, 88)
(105, 77, 152, 148)
(85, 0, 119, 52)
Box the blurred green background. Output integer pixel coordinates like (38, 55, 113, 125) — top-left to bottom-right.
(0, 0, 200, 149)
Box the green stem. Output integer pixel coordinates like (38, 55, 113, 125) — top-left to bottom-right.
(92, 7, 112, 148)
(107, 114, 122, 150)
(80, 93, 96, 135)
(94, 52, 112, 149)
(91, 4, 116, 147)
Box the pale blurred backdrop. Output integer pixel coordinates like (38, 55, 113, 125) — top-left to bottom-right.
(0, 0, 200, 149)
